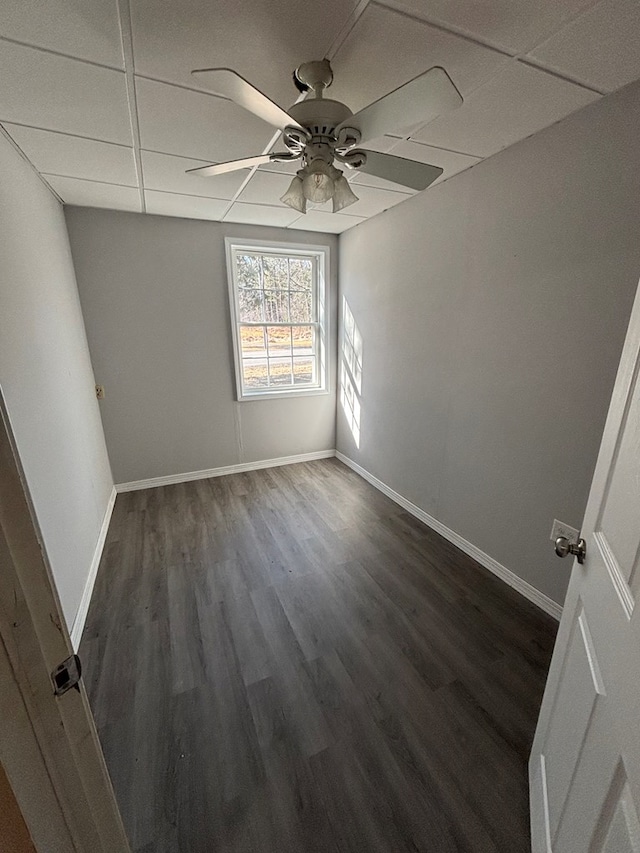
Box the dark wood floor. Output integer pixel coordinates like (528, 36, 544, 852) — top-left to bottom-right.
(80, 458, 557, 853)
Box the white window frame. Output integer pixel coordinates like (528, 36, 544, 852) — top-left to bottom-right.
(225, 238, 330, 402)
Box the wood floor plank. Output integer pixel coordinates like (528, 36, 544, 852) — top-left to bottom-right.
(80, 459, 557, 852)
(245, 676, 340, 853)
(250, 584, 332, 758)
(304, 650, 486, 853)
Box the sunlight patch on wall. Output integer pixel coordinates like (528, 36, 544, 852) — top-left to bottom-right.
(340, 298, 363, 448)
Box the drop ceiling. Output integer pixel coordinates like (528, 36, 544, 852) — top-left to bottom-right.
(1, 0, 639, 233)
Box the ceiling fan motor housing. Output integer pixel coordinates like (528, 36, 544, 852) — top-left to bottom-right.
(300, 139, 335, 169)
(284, 98, 364, 180)
(287, 99, 353, 141)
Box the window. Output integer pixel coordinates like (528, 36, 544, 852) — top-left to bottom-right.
(226, 239, 329, 401)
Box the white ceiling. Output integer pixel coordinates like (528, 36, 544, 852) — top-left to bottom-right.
(1, 0, 639, 233)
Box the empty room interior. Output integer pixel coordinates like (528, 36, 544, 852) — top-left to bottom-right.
(1, 0, 640, 850)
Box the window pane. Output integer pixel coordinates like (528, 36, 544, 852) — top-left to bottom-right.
(238, 288, 265, 322)
(268, 357, 293, 386)
(288, 258, 313, 291)
(235, 254, 261, 289)
(263, 290, 290, 323)
(262, 255, 290, 289)
(292, 325, 313, 356)
(242, 359, 268, 388)
(290, 291, 312, 323)
(293, 357, 314, 385)
(266, 326, 292, 357)
(240, 326, 266, 358)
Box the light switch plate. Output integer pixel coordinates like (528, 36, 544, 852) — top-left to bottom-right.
(550, 518, 579, 544)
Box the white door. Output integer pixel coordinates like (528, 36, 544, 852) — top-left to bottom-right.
(530, 279, 640, 853)
(0, 390, 130, 852)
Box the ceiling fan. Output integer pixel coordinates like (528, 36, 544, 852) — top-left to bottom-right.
(186, 59, 462, 213)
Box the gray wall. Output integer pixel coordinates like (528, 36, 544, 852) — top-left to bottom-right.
(337, 80, 640, 606)
(0, 133, 114, 630)
(65, 209, 338, 484)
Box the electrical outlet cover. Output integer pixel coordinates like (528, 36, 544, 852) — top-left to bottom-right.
(550, 518, 579, 544)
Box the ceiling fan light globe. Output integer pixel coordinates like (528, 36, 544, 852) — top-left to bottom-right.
(302, 171, 334, 203)
(332, 175, 359, 212)
(280, 176, 307, 213)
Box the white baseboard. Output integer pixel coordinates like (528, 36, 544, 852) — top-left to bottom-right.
(335, 451, 563, 621)
(115, 449, 337, 493)
(70, 486, 117, 650)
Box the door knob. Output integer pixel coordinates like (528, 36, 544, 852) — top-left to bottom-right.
(555, 536, 586, 564)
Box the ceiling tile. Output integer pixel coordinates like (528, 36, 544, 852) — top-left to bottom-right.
(129, 0, 360, 109)
(223, 203, 300, 227)
(145, 191, 229, 220)
(412, 60, 599, 157)
(528, 0, 640, 92)
(135, 77, 273, 163)
(3, 124, 137, 185)
(288, 211, 365, 233)
(381, 0, 598, 54)
(236, 171, 293, 206)
(388, 139, 481, 186)
(45, 176, 141, 211)
(329, 3, 509, 117)
(141, 150, 249, 199)
(0, 0, 124, 68)
(0, 41, 131, 144)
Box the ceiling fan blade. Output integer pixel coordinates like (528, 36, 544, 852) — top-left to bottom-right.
(353, 150, 443, 191)
(186, 153, 299, 178)
(337, 67, 462, 146)
(191, 68, 304, 132)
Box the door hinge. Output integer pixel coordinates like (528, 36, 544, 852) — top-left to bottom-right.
(51, 654, 82, 697)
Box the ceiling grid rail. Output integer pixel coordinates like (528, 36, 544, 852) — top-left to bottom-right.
(115, 0, 146, 212)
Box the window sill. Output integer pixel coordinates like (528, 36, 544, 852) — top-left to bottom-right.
(237, 387, 330, 402)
